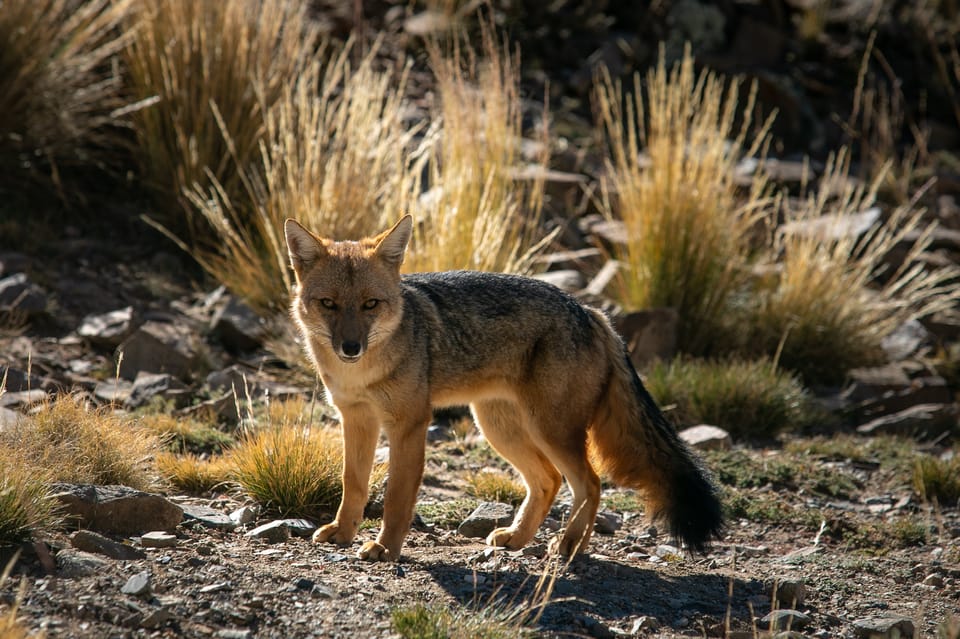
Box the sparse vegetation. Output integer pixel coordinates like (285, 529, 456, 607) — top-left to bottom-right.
(155, 452, 234, 494)
(644, 357, 809, 438)
(0, 451, 57, 547)
(0, 397, 161, 491)
(914, 454, 960, 507)
(417, 498, 479, 529)
(746, 149, 960, 384)
(392, 601, 533, 639)
(595, 45, 774, 354)
(139, 413, 235, 455)
(466, 470, 525, 506)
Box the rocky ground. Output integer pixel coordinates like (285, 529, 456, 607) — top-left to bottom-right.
(1, 203, 959, 639)
(2, 2, 960, 637)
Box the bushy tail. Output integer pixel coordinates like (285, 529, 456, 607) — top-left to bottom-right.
(588, 329, 723, 552)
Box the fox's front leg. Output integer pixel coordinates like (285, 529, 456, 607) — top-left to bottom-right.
(359, 420, 428, 561)
(312, 405, 378, 547)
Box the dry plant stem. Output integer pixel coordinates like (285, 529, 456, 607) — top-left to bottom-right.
(408, 20, 552, 274)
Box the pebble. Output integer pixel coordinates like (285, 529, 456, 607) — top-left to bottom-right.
(141, 531, 178, 548)
(593, 510, 622, 534)
(229, 505, 258, 526)
(244, 520, 290, 543)
(761, 609, 811, 631)
(121, 571, 152, 598)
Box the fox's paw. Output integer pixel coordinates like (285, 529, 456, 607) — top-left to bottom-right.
(357, 540, 396, 562)
(549, 533, 588, 558)
(485, 526, 532, 550)
(312, 521, 356, 546)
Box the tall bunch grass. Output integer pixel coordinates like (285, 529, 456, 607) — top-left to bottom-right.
(748, 149, 960, 384)
(124, 0, 317, 229)
(184, 43, 420, 312)
(405, 24, 552, 274)
(0, 396, 160, 491)
(595, 46, 775, 354)
(0, 0, 131, 186)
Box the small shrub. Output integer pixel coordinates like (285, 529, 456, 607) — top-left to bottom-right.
(914, 454, 960, 507)
(747, 149, 960, 384)
(595, 45, 775, 354)
(155, 452, 233, 494)
(644, 358, 808, 438)
(466, 471, 525, 506)
(391, 601, 538, 639)
(0, 396, 161, 491)
(0, 450, 57, 547)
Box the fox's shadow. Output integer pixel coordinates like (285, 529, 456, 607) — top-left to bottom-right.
(413, 551, 765, 635)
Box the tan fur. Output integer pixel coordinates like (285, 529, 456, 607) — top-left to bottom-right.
(284, 216, 721, 561)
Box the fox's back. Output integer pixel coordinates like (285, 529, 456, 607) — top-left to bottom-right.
(398, 271, 609, 403)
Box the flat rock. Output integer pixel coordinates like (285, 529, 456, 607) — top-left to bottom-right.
(117, 320, 202, 381)
(77, 306, 137, 349)
(126, 372, 189, 409)
(245, 520, 290, 543)
(458, 502, 515, 539)
(278, 519, 318, 538)
(181, 503, 237, 530)
(852, 615, 915, 639)
(761, 609, 810, 631)
(58, 549, 111, 578)
(70, 530, 147, 560)
(531, 269, 586, 293)
(122, 570, 152, 598)
(229, 505, 259, 526)
(616, 308, 678, 367)
(93, 379, 133, 405)
(679, 424, 732, 451)
(0, 389, 49, 410)
(594, 510, 623, 534)
(210, 295, 268, 352)
(0, 272, 47, 314)
(856, 403, 957, 437)
(52, 484, 183, 535)
(140, 531, 178, 548)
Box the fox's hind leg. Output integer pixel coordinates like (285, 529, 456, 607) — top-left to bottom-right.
(535, 432, 601, 556)
(472, 399, 562, 550)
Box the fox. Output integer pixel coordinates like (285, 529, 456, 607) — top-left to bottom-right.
(284, 215, 723, 562)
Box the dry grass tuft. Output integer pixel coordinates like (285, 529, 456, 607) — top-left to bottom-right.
(644, 357, 809, 438)
(748, 149, 960, 384)
(0, 0, 131, 186)
(230, 398, 385, 518)
(595, 45, 775, 354)
(406, 23, 552, 274)
(124, 0, 317, 229)
(0, 449, 57, 548)
(138, 413, 235, 455)
(466, 470, 525, 506)
(914, 454, 960, 507)
(155, 452, 234, 494)
(0, 396, 161, 491)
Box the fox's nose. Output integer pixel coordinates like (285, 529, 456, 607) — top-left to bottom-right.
(341, 341, 362, 358)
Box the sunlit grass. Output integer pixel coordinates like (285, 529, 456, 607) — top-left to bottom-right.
(747, 149, 960, 383)
(595, 44, 775, 354)
(0, 396, 161, 491)
(0, 450, 57, 548)
(466, 470, 525, 506)
(155, 452, 234, 494)
(405, 22, 553, 274)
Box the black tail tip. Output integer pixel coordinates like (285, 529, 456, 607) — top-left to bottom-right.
(665, 466, 724, 554)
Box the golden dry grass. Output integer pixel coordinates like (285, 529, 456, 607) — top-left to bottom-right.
(0, 449, 57, 548)
(405, 24, 553, 274)
(466, 470, 525, 506)
(595, 45, 775, 354)
(124, 0, 317, 229)
(0, 396, 161, 491)
(155, 452, 234, 494)
(748, 148, 960, 383)
(0, 0, 131, 186)
(183, 42, 419, 312)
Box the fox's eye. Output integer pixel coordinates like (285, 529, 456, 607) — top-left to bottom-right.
(319, 298, 337, 310)
(362, 299, 379, 310)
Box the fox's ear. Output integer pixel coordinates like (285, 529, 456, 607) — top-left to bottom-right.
(374, 215, 412, 267)
(284, 218, 326, 274)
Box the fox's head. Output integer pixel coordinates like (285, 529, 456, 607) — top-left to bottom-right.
(284, 216, 412, 364)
